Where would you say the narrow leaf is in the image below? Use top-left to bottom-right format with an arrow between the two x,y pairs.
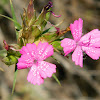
0,14 -> 21,30
10,0 -> 17,22
12,64 -> 18,94
52,74 -> 61,86
10,0 -> 21,40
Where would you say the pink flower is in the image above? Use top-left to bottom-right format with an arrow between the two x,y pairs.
17,42 -> 56,85
61,18 -> 100,67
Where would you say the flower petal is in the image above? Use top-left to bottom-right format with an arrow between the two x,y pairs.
26,43 -> 37,57
70,18 -> 83,41
38,61 -> 56,78
87,29 -> 100,39
27,65 -> 44,85
82,46 -> 100,60
61,38 -> 76,56
90,38 -> 100,47
37,42 -> 54,60
72,46 -> 83,67
79,29 -> 100,47
17,62 -> 32,69
89,29 -> 100,47
20,46 -> 29,55
20,43 -> 37,58
17,54 -> 33,69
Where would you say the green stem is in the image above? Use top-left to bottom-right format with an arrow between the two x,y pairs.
12,64 -> 18,95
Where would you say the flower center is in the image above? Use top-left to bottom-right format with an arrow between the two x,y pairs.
77,36 -> 91,47
77,41 -> 90,47
33,59 -> 38,64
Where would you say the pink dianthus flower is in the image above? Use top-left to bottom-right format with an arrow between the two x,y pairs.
61,18 -> 100,67
17,42 -> 56,85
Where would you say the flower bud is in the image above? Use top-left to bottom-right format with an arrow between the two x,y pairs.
19,2 -> 52,45
27,0 -> 34,19
2,55 -> 17,66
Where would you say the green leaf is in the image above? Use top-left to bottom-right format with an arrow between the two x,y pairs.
0,50 -> 7,57
12,65 -> 18,95
52,74 -> 61,86
10,0 -> 21,40
10,0 -> 17,23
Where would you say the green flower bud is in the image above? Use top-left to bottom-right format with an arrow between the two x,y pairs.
2,55 -> 17,66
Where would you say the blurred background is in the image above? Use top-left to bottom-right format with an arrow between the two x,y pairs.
0,0 -> 100,100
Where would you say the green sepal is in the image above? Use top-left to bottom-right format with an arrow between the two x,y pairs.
42,32 -> 57,42
40,11 -> 51,30
31,9 -> 51,38
51,41 -> 63,51
34,10 -> 50,28
7,50 -> 21,57
2,49 -> 21,66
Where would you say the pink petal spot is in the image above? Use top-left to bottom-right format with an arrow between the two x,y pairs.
72,46 -> 83,67
61,38 -> 76,56
70,18 -> 83,41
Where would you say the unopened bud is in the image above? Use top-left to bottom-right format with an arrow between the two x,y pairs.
27,0 -> 34,19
